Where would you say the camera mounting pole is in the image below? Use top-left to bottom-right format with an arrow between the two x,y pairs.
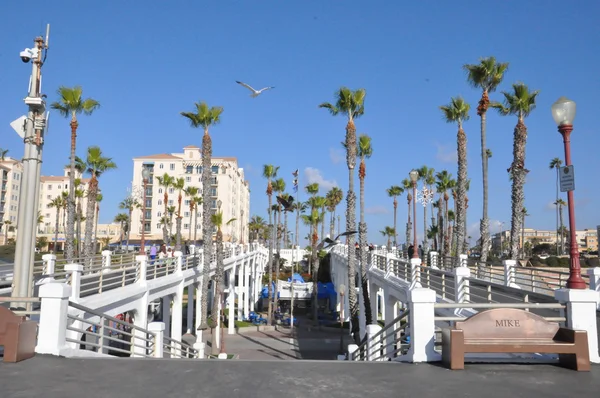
11,26 -> 50,309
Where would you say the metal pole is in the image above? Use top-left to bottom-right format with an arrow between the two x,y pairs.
558,125 -> 586,289
140,179 -> 148,254
412,182 -> 419,259
290,280 -> 295,334
12,35 -> 46,306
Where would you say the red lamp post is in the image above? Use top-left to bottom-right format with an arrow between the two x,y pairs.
409,170 -> 419,259
139,168 -> 151,255
551,97 -> 586,289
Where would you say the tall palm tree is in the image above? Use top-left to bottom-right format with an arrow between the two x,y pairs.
380,226 -> 395,250
156,173 -> 174,245
82,146 -> 116,260
72,158 -> 86,257
180,100 -> 223,331
293,201 -> 307,250
248,215 -> 267,242
304,183 -> 319,272
94,193 -> 103,253
435,170 -> 455,257
50,86 -> 100,262
319,86 -> 365,342
280,193 -> 293,248
325,187 -> 343,239
262,164 -> 279,325
209,210 -> 236,355
386,185 -> 403,248
49,196 -> 64,253
272,177 -> 286,311
357,133 -> 373,324
119,196 -> 140,251
301,207 -> 321,324
184,186 -> 200,241
114,213 -> 129,250
463,57 -> 509,266
401,178 -> 413,246
555,199 -> 566,255
167,205 -> 176,243
491,83 -> 539,260
440,96 -> 471,256
417,166 -> 435,251
172,177 -> 186,250
549,157 -> 563,255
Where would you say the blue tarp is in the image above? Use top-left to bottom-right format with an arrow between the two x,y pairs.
287,273 -> 305,283
261,282 -> 280,298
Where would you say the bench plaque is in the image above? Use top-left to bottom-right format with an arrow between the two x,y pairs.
441,308 -> 590,371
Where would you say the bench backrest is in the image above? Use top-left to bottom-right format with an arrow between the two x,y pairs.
0,306 -> 23,339
455,308 -> 559,340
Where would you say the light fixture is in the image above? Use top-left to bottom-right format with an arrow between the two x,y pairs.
551,97 -> 576,126
338,284 -> 346,295
217,199 -> 222,209
409,170 -> 419,183
141,168 -> 151,180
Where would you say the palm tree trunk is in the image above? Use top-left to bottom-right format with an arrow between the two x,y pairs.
274,209 -> 282,312
444,199 -> 450,256
358,166 -> 372,325
266,191 -> 274,326
188,205 -> 194,241
521,213 -> 526,258
455,128 -> 468,256
437,197 -> 443,256
344,118 -> 359,343
198,130 -> 213,331
559,206 -> 564,254
126,209 -> 132,251
479,97 -> 491,265
76,200 -> 82,257
53,209 -> 60,254
509,120 -> 527,260
194,207 -> 198,245
311,227 -> 319,325
329,211 -> 335,239
210,229 -> 224,355
83,177 -> 98,262
392,200 -> 398,247
176,195 -> 183,250
94,205 -> 100,254
284,211 -> 289,248
163,193 -> 169,245
65,120 -> 78,263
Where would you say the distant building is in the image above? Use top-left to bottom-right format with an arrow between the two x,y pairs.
491,227 -> 598,253
129,145 -> 250,245
0,157 -> 23,244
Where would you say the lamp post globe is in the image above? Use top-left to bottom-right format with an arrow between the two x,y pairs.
551,97 -> 585,289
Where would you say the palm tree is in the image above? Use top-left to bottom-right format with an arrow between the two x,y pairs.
184,186 -> 199,241
427,225 -> 439,251
167,205 -> 176,243
119,196 -> 140,251
380,226 -> 395,250
272,177 -> 286,311
181,101 -> 223,331
49,196 -> 64,254
555,198 -> 566,255
262,164 -> 279,325
209,209 -> 236,355
248,215 -> 267,242
319,86 -> 365,342
417,166 -> 435,251
156,174 -> 174,245
172,177 -> 186,250
3,220 -> 11,245
114,213 -> 129,250
491,83 -> 539,260
463,57 -> 509,266
293,201 -> 307,250
435,170 -> 455,257
440,96 -> 471,256
50,86 -> 100,262
386,185 -> 403,248
357,133 -> 373,324
401,178 -> 413,246
82,146 -> 117,260
301,208 -> 321,324
94,193 -> 103,253
549,157 -> 563,255
280,193 -> 293,248
325,187 -> 344,239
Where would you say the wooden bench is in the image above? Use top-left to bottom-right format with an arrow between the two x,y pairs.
0,306 -> 37,363
441,308 -> 590,371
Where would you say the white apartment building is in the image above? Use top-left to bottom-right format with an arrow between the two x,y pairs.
130,145 -> 250,244
0,157 -> 23,244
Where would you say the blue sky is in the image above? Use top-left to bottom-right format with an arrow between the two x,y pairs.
1,1 -> 599,247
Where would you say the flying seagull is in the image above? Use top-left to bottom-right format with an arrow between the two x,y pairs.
236,81 -> 275,98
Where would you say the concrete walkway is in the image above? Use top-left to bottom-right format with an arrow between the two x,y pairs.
0,356 -> 598,398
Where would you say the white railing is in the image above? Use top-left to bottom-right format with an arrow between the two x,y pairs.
349,309 -> 411,361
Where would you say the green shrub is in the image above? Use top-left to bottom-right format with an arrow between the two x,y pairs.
545,257 -> 559,267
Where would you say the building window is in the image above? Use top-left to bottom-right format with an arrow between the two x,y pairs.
170,163 -> 175,171
158,188 -> 162,194
211,176 -> 217,185
159,164 -> 164,169
48,185 -> 52,190
184,200 -> 190,206
211,199 -> 217,208
196,166 -> 202,174
168,200 -> 174,206
185,176 -> 191,182
211,166 -> 219,174
157,212 -> 162,217
46,195 -> 51,199
210,188 -> 217,197
184,224 -> 189,230
168,188 -> 174,194
186,166 -> 193,174
158,200 -> 162,205
58,185 -> 61,189
184,211 -> 190,217
145,199 -> 151,207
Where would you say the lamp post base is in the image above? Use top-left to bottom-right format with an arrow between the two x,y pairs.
566,252 -> 587,289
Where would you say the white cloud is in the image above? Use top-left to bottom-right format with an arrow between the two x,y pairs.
304,167 -> 338,191
365,205 -> 389,215
467,219 -> 505,242
434,142 -> 457,163
329,148 -> 344,164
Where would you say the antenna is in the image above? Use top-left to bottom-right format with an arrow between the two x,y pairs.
45,24 -> 50,48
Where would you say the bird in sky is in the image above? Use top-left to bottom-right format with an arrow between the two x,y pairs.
235,81 -> 275,98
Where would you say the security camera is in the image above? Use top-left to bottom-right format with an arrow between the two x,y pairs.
19,48 -> 37,63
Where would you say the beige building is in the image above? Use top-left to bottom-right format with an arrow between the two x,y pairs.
129,145 -> 250,244
492,227 -> 598,253
0,157 -> 23,244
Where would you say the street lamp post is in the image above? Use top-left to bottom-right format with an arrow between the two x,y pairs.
551,97 -> 586,289
409,170 -> 419,259
139,168 -> 151,255
338,283 -> 346,355
12,28 -> 50,307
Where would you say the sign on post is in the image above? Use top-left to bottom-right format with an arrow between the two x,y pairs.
559,165 -> 575,192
